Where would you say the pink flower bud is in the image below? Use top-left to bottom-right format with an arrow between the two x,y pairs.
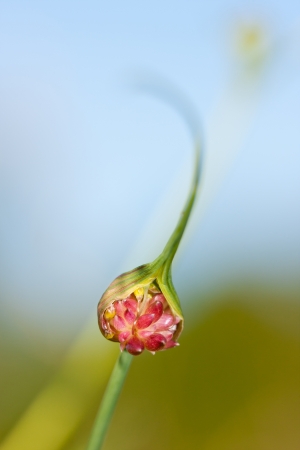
98,282 -> 181,356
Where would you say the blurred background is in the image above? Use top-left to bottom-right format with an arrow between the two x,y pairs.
0,1 -> 299,449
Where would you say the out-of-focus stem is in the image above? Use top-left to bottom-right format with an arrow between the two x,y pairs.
86,351 -> 133,450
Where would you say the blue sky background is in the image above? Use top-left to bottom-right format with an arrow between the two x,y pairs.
0,1 -> 299,341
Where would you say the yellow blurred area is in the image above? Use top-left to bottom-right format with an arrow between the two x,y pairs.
1,285 -> 299,449
230,19 -> 273,73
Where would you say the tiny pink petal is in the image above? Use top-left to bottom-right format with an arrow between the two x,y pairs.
156,330 -> 174,341
124,309 -> 136,325
144,301 -> 163,322
164,340 -> 179,349
112,315 -> 126,331
114,300 -> 126,315
145,333 -> 166,351
125,336 -> 144,355
152,293 -> 166,304
152,313 -> 175,330
136,313 -> 155,330
137,330 -> 153,340
119,331 -> 130,342
101,317 -> 108,330
124,298 -> 138,313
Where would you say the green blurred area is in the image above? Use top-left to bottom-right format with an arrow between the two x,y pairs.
1,284 -> 299,449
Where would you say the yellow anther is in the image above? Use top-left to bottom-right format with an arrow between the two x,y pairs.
104,308 -> 115,320
134,288 -> 144,299
105,332 -> 114,340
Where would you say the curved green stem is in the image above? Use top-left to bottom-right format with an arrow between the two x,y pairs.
86,351 -> 133,450
151,136 -> 201,322
161,139 -> 201,268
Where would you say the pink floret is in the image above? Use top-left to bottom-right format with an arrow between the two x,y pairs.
101,290 -> 181,355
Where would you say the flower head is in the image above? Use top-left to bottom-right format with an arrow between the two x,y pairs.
99,282 -> 182,355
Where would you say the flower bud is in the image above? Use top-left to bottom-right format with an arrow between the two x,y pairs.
98,264 -> 183,355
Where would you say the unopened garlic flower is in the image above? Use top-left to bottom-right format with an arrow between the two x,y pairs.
100,284 -> 180,355
98,101 -> 201,356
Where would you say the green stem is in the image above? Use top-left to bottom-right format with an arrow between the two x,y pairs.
151,137 -> 201,322
158,138 -> 201,271
86,351 -> 133,450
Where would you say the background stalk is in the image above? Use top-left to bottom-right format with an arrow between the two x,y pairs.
86,351 -> 133,450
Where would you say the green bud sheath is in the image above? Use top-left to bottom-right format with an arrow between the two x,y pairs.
98,106 -> 201,356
